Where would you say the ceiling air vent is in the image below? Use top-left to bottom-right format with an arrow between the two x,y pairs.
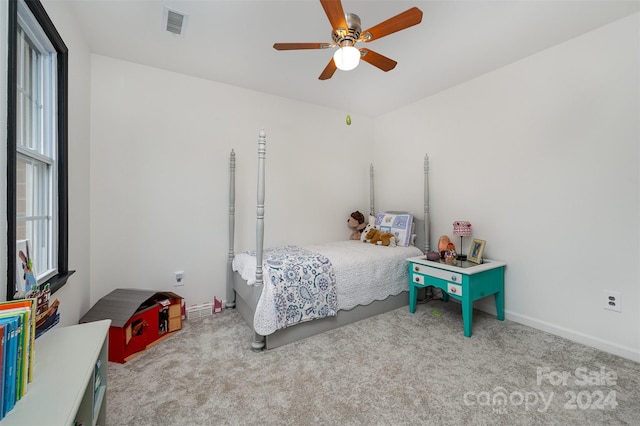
163,7 -> 189,35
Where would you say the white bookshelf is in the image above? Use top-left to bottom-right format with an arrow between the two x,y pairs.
1,319 -> 111,426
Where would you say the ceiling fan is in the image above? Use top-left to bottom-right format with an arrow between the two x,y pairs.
273,0 -> 423,80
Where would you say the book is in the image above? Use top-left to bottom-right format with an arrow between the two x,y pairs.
34,285 -> 51,328
0,323 -> 6,420
94,359 -> 102,409
0,301 -> 35,400
0,298 -> 37,384
0,305 -> 33,414
35,299 -> 59,339
19,307 -> 31,397
0,316 -> 19,416
0,311 -> 25,408
15,240 -> 37,295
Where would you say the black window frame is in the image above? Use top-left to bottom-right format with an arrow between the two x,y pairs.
6,0 -> 73,300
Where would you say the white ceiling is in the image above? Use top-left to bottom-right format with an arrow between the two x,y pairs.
68,0 -> 639,117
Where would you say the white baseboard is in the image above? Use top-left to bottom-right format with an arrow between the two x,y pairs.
505,310 -> 640,363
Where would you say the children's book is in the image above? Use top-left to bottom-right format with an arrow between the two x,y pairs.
0,323 -> 6,420
0,303 -> 33,400
35,298 -> 59,339
15,240 -> 37,294
0,306 -> 32,413
0,299 -> 36,385
33,284 -> 51,328
0,316 -> 18,416
0,311 -> 24,410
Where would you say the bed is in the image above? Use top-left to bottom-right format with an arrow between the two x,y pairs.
226,129 -> 431,351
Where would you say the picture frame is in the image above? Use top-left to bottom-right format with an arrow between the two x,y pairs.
16,239 -> 37,294
468,239 -> 486,264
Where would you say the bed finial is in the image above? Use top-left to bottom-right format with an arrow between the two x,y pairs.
369,163 -> 375,216
253,129 -> 267,351
227,149 -> 237,308
424,153 -> 430,253
256,130 -> 266,288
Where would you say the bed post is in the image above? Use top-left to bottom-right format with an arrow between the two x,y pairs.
424,154 -> 430,253
226,150 -> 236,308
252,129 -> 267,352
369,164 -> 375,215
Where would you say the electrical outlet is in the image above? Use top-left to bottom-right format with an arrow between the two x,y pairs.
603,290 -> 621,313
174,271 -> 184,287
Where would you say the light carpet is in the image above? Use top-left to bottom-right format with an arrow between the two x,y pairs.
107,300 -> 639,425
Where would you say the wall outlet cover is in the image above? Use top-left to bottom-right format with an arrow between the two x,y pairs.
603,290 -> 621,313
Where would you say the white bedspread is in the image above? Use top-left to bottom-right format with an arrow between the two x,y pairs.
232,240 -> 423,335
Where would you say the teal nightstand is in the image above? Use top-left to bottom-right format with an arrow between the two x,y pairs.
408,256 -> 506,337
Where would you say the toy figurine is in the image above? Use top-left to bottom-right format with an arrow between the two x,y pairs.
445,242 -> 458,265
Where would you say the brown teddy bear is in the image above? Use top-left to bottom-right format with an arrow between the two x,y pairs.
347,211 -> 367,240
363,228 -> 396,247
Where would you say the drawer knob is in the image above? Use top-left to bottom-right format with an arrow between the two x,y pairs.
451,276 -> 457,282
415,277 -> 421,282
451,287 -> 457,293
415,266 -> 420,272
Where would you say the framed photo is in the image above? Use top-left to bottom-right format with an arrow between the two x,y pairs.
468,239 -> 486,264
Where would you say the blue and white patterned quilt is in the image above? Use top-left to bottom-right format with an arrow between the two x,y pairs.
232,241 -> 423,336
249,246 -> 337,334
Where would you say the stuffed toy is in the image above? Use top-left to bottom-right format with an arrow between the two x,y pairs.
347,211 -> 367,240
360,214 -> 377,242
379,232 -> 397,247
363,228 -> 379,243
363,228 -> 397,247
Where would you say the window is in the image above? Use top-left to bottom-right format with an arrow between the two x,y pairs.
7,0 -> 71,299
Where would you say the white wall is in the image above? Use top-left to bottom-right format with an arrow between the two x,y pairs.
6,2 -> 636,363
89,55 -> 374,307
0,0 -> 7,302
374,14 -> 639,361
40,0 -> 93,326
0,1 -> 92,322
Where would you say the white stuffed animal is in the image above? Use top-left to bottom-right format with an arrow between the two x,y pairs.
360,215 -> 377,243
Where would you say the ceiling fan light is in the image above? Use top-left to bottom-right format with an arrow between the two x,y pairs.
333,46 -> 360,71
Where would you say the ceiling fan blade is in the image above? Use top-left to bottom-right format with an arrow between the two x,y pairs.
273,42 -> 331,50
319,58 -> 337,80
361,7 -> 423,41
359,49 -> 397,72
320,0 -> 347,30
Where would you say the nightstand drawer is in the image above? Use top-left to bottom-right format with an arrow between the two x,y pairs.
448,282 -> 463,296
412,274 -> 426,285
412,264 -> 462,283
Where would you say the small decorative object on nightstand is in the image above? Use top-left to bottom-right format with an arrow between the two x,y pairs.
444,242 -> 457,265
438,235 -> 451,259
453,221 -> 472,261
426,251 -> 440,261
468,239 -> 486,264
